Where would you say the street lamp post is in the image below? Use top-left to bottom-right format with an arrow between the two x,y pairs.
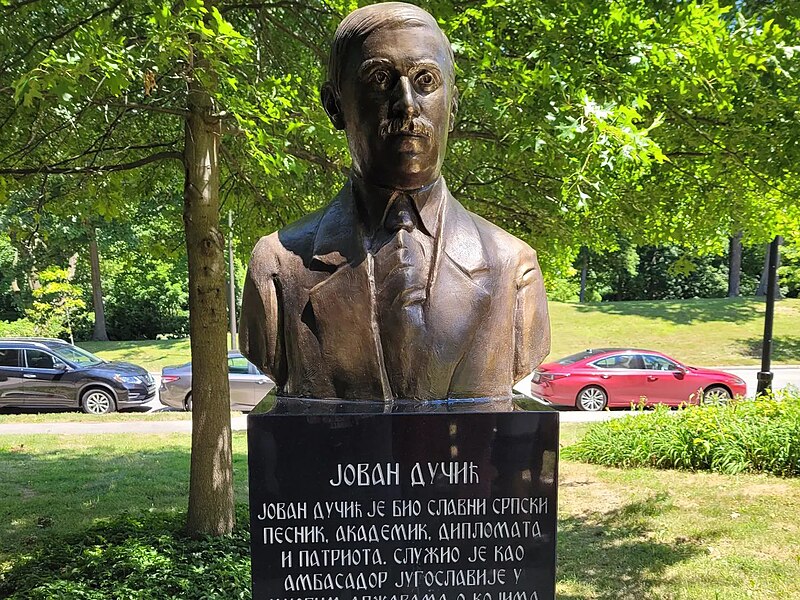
756,236 -> 780,396
228,210 -> 238,350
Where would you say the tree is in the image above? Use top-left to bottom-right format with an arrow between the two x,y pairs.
27,265 -> 87,342
88,227 -> 109,341
0,0 -> 257,536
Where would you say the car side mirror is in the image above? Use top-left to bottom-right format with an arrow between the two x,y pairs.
55,362 -> 69,372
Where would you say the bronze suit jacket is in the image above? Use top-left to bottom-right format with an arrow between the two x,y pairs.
239,178 -> 550,400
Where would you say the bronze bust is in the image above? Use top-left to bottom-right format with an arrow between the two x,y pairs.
240,2 -> 550,401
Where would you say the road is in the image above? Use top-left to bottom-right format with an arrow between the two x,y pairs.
0,366 -> 797,435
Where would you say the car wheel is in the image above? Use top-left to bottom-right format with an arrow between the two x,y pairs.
185,393 -> 193,412
81,388 -> 116,415
703,385 -> 731,404
577,386 -> 608,411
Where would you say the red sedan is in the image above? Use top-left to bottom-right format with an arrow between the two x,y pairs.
530,348 -> 747,411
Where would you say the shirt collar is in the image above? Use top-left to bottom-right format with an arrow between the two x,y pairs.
351,174 -> 445,238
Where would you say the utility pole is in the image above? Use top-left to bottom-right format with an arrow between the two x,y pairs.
756,236 -> 780,396
228,210 -> 238,350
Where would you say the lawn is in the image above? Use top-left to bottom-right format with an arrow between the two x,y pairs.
0,410 -> 247,425
79,337 -> 192,371
550,296 -> 800,366
77,297 -> 800,371
1,425 -> 799,599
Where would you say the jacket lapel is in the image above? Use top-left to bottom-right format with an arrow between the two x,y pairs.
416,188 -> 492,397
308,183 -> 390,399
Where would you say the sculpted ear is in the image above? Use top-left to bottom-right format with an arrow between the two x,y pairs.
449,86 -> 459,132
321,83 -> 345,130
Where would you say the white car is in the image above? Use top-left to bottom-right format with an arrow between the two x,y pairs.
159,351 -> 274,411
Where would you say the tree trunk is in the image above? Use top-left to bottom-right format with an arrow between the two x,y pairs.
756,236 -> 783,298
727,231 -> 742,298
579,246 -> 588,303
89,230 -> 109,341
184,40 -> 234,538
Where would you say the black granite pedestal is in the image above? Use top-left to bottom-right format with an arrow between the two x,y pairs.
247,395 -> 559,600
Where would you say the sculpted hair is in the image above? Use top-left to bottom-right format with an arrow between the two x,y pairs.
326,2 -> 456,94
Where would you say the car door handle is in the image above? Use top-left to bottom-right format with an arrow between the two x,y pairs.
23,374 -> 37,379
600,375 -> 610,379
256,379 -> 271,385
647,375 -> 658,381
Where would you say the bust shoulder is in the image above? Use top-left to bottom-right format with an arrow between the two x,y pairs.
467,209 -> 540,267
248,204 -> 328,275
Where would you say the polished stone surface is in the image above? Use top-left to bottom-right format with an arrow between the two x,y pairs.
248,405 -> 558,599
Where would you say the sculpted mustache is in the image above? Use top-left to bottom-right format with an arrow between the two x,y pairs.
379,117 -> 433,139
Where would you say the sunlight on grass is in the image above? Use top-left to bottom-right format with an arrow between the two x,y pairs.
549,297 -> 800,366
72,298 -> 800,371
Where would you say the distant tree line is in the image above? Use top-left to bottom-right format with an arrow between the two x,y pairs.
559,239 -> 800,303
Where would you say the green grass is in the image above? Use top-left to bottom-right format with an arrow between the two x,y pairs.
0,411 -> 244,424
78,338 -> 192,371
1,426 -> 799,598
75,298 -> 800,371
549,296 -> 800,366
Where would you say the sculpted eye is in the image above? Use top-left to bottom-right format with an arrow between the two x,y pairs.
414,70 -> 439,90
371,70 -> 391,87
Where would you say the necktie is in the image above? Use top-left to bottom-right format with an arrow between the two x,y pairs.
383,193 -> 416,233
372,193 -> 432,398
374,193 -> 429,309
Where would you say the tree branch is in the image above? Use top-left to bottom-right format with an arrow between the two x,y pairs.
450,127 -> 499,142
286,146 -> 347,175
663,103 -> 788,198
0,151 -> 184,175
48,140 -> 181,170
2,0 -> 41,11
91,99 -> 189,117
3,0 -> 123,72
258,9 -> 327,63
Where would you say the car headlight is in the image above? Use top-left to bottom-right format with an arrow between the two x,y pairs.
114,374 -> 143,385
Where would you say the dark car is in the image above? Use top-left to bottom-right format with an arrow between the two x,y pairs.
0,337 -> 155,414
160,351 -> 274,412
530,348 -> 747,411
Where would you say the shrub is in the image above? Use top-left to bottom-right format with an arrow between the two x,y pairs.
0,317 -> 39,337
563,391 -> 800,476
0,507 -> 252,599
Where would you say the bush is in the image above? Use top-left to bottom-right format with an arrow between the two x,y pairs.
0,317 -> 38,337
563,391 -> 800,476
100,259 -> 190,340
0,507 -> 251,599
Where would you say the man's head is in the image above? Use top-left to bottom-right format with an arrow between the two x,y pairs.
321,2 -> 458,190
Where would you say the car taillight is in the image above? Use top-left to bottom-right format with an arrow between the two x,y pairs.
161,375 -> 181,383
540,372 -> 570,382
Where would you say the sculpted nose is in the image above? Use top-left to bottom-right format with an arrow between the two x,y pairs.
392,77 -> 419,118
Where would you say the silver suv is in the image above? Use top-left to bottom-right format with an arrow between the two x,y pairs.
0,338 -> 155,414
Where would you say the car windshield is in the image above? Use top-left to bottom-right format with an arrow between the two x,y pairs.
47,344 -> 104,367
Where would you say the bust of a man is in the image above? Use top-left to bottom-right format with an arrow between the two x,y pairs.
240,2 -> 550,401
